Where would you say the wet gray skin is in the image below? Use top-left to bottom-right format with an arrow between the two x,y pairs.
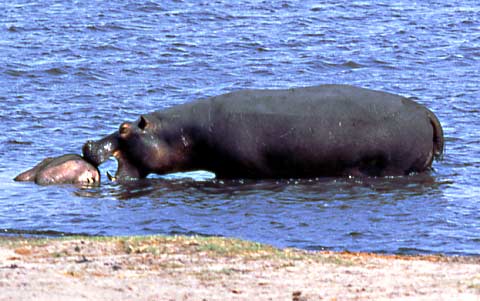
82,85 -> 444,181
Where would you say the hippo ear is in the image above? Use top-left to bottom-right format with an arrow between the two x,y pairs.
138,115 -> 160,131
138,115 -> 149,130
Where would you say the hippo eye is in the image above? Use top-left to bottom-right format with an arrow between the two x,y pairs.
138,116 -> 148,130
119,123 -> 130,135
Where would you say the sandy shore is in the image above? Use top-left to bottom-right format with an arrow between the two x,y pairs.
0,235 -> 479,300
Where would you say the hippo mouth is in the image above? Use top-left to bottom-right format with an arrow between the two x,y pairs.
107,150 -> 143,181
82,133 -> 142,181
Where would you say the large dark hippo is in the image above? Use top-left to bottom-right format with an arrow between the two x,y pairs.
83,85 -> 444,180
14,154 -> 100,185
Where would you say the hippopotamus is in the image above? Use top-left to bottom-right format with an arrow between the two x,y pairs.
14,154 -> 100,185
83,85 -> 444,180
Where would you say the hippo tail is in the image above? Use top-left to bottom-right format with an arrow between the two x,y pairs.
427,110 -> 444,160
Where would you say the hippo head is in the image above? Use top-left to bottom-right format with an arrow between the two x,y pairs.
83,115 -> 192,181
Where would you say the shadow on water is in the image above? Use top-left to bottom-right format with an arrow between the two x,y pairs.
75,172 -> 446,205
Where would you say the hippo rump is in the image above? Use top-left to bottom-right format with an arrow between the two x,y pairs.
82,84 -> 444,180
14,154 -> 100,185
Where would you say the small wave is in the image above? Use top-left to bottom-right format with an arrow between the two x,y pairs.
340,60 -> 365,69
251,69 -> 275,76
348,231 -> 363,237
397,247 -> 433,255
167,46 -> 188,53
45,67 -> 67,75
303,33 -> 326,37
256,47 -> 270,52
310,6 -> 324,12
4,69 -> 28,77
372,59 -> 397,70
7,140 -> 33,145
92,44 -> 124,51
146,88 -> 162,94
126,1 -> 164,13
170,42 -> 199,51
86,25 -> 101,31
6,24 -> 21,32
461,19 -> 474,25
168,229 -> 217,238
1,228 -> 91,237
73,70 -> 107,81
324,60 -> 366,69
304,244 -> 333,251
86,23 -> 129,32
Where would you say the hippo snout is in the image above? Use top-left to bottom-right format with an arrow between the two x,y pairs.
82,132 -> 120,167
82,140 -> 101,166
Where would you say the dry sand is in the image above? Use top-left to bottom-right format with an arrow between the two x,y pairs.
0,235 -> 479,300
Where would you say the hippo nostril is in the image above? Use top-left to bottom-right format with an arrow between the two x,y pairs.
82,142 -> 93,153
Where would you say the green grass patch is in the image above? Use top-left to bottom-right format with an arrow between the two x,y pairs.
0,234 -> 353,265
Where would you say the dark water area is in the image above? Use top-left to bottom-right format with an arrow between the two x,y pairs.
1,1 -> 479,255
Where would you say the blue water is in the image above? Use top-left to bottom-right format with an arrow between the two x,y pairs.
1,0 -> 479,255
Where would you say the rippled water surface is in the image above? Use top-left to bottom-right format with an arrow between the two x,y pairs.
1,0 -> 479,255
